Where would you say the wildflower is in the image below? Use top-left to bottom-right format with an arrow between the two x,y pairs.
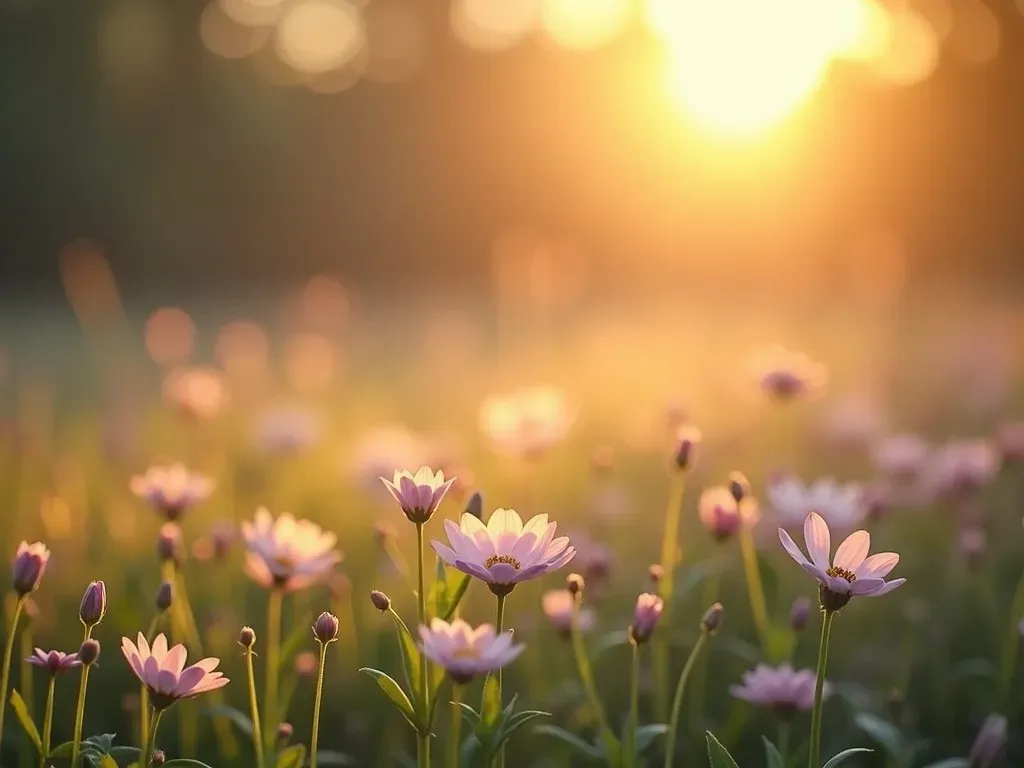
478,386 -> 573,459
380,467 -> 455,524
151,751 -> 166,766
542,590 -> 595,635
701,603 -> 724,634
871,434 -> 930,478
778,512 -> 905,612
673,426 -> 701,471
313,612 -> 340,644
12,541 -> 50,596
78,639 -> 101,666
79,581 -> 107,628
370,590 -> 391,612
418,618 -> 524,684
968,714 -> 1007,768
163,366 -> 228,420
131,464 -> 214,521
242,508 -> 342,592
699,486 -> 760,542
26,649 -> 82,676
431,508 -> 575,596
767,476 -> 865,531
628,593 -> 664,645
789,597 -> 811,632
254,406 -> 321,455
921,439 -> 1000,498
120,633 -> 228,710
238,627 -> 256,649
753,345 -> 827,400
730,664 -> 830,716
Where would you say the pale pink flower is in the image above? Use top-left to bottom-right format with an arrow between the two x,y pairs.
431,508 -> 575,596
922,439 -> 1000,497
419,618 -> 524,683
752,345 -> 827,400
870,434 -> 930,478
994,421 -> 1024,463
242,508 -> 342,592
26,649 -> 81,676
380,467 -> 455,524
767,475 -> 865,531
699,486 -> 760,541
254,407 -> 321,455
120,633 -> 228,710
12,541 -> 50,596
815,392 -> 886,449
163,367 -> 228,420
542,589 -> 595,635
130,464 -> 214,521
629,593 -> 663,644
778,512 -> 905,612
731,664 -> 830,714
478,387 -> 573,459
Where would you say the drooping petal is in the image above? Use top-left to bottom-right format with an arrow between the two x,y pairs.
848,577 -> 885,595
855,552 -> 899,580
861,578 -> 905,597
804,513 -> 831,571
778,528 -> 810,567
799,562 -> 829,586
833,530 -> 870,572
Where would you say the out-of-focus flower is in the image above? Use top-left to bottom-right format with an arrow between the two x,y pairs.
588,485 -> 632,521
130,464 -> 214,522
418,618 -> 524,684
921,439 -> 1000,498
157,523 -> 183,563
348,424 -> 437,497
26,648 -> 81,675
568,532 -> 613,587
871,434 -> 930,478
673,426 -> 701,471
542,589 -> 595,635
699,486 -> 760,542
277,723 -> 294,745
730,664 -> 829,715
778,512 -> 905,612
431,509 -> 575,596
815,391 -> 887,449
994,420 -> 1024,463
752,345 -> 827,400
958,526 -> 986,565
767,476 -> 865,531
12,541 -> 50,596
294,651 -> 319,677
968,714 -> 1007,768
163,367 -> 229,420
789,597 -> 811,631
628,593 -> 663,644
192,520 -> 235,562
79,581 -> 107,628
121,633 -> 228,710
478,386 -> 573,459
648,564 -> 664,585
242,508 -> 342,592
380,467 -> 455,524
254,407 -> 322,455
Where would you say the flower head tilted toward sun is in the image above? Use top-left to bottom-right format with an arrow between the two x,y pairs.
431,508 -> 575,596
380,467 -> 455,524
120,633 -> 228,710
242,508 -> 342,592
418,618 -> 524,684
767,475 -> 865,532
26,649 -> 81,676
730,664 -> 830,717
753,344 -> 827,401
130,464 -> 214,522
778,512 -> 904,612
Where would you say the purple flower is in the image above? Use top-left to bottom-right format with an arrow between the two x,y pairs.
921,439 -> 1000,498
26,649 -> 82,676
628,593 -> 664,644
752,345 -> 827,401
731,664 -> 829,715
121,633 -> 228,710
131,464 -> 214,521
79,580 -> 107,628
380,467 -> 455,524
12,541 -> 50,596
699,486 -> 759,542
418,618 -> 524,684
242,508 -> 342,592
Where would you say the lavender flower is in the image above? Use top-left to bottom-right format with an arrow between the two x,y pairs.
628,593 -> 664,645
121,633 -> 228,710
242,508 -> 342,592
418,618 -> 524,684
767,475 -> 865,531
731,664 -> 830,716
380,467 -> 455,524
26,649 -> 82,676
131,464 -> 213,521
12,541 -> 50,596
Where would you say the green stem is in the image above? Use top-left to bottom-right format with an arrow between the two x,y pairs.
417,731 -> 431,768
144,708 -> 164,766
998,565 -> 1024,707
808,611 -> 834,768
689,573 -> 720,732
570,595 -> 617,762
738,526 -> 771,655
664,632 -> 708,768
264,588 -> 283,753
493,594 -> 506,768
311,642 -> 328,768
654,473 -> 686,721
627,643 -> 640,768
778,721 -> 790,767
140,609 -> 165,751
40,675 -> 55,768
447,686 -> 462,768
71,626 -> 94,768
19,624 -> 34,768
245,646 -> 266,768
0,595 -> 27,755
415,523 -> 430,768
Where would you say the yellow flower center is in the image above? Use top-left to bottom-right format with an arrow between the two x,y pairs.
826,566 -> 856,583
484,554 -> 521,571
451,647 -> 481,660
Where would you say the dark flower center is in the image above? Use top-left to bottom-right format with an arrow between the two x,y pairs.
826,566 -> 856,583
484,554 -> 521,571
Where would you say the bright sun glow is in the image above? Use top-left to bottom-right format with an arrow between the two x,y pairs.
648,0 -> 873,137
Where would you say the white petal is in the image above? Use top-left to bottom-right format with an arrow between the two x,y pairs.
833,530 -> 870,571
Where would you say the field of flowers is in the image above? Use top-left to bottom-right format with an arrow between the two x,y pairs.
0,286 -> 1020,768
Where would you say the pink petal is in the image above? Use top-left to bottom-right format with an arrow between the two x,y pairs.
431,540 -> 460,566
155,668 -> 178,695
804,513 -> 831,571
862,578 -> 905,597
193,657 -> 221,673
826,575 -> 851,594
143,656 -> 161,687
849,577 -> 885,595
800,562 -> 828,586
833,530 -> 870,571
165,646 -> 188,676
778,528 -> 810,567
173,666 -> 207,696
856,552 -> 899,580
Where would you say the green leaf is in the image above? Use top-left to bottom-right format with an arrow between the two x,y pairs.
359,667 -> 419,729
504,710 -> 550,734
534,724 -> 603,760
387,611 -> 423,711
84,733 -> 117,751
481,675 -> 502,728
275,744 -> 308,768
314,749 -> 358,765
457,701 -> 482,725
439,576 -> 471,622
109,746 -> 143,761
706,731 -> 740,768
634,724 -> 668,755
920,760 -> 970,768
206,704 -> 255,737
762,736 -> 785,768
9,689 -> 41,755
96,757 -> 118,768
821,748 -> 873,768
854,713 -> 902,758
278,612 -> 315,671
48,742 -> 76,758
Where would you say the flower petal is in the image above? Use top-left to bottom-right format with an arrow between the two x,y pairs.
848,577 -> 885,595
778,528 -> 810,567
833,530 -> 870,571
804,513 -> 831,571
800,562 -> 829,586
856,552 -> 899,580
862,578 -> 905,597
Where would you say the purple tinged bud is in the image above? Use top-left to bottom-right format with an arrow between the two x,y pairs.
648,564 -> 664,585
701,603 -> 724,635
156,581 -> 173,613
11,542 -> 50,596
313,611 -> 340,644
465,491 -> 484,520
238,626 -> 256,649
674,426 -> 701,471
969,715 -> 1007,768
728,472 -> 750,504
151,749 -> 166,765
628,593 -> 664,645
789,597 -> 811,632
566,573 -> 585,596
79,581 -> 107,628
78,639 -> 101,666
370,590 -> 391,612
277,722 -> 294,744
156,523 -> 182,563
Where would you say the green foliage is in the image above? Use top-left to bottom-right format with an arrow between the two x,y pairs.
821,748 -> 873,768
762,736 -> 785,768
275,744 -> 308,768
706,731 -> 740,768
360,666 -> 419,730
9,689 -> 41,755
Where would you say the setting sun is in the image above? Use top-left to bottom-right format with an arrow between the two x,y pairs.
648,0 -> 872,136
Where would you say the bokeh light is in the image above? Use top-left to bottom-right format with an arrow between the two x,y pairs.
200,2 -> 271,59
867,9 -> 940,86
216,321 -> 269,379
539,0 -> 631,51
145,308 -> 196,367
275,0 -> 365,75
450,0 -> 540,52
284,333 -> 337,394
362,0 -> 427,83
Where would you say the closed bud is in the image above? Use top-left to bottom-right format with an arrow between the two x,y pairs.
277,722 -> 294,745
370,590 -> 391,612
628,593 -> 664,645
11,542 -> 50,596
79,580 -> 107,628
674,427 -> 702,471
151,750 -> 166,766
156,523 -> 182,563
701,602 -> 724,635
647,564 -> 664,585
78,639 -> 101,666
465,491 -> 484,520
789,597 -> 811,632
728,472 -> 750,504
156,581 -> 173,613
313,611 -> 340,644
566,573 -> 585,596
238,626 -> 256,649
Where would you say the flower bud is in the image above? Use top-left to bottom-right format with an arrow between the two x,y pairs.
277,722 -> 294,745
566,573 -> 585,596
156,523 -> 182,563
465,491 -> 484,520
789,597 -> 811,632
313,611 -> 340,644
151,750 -> 166,766
156,581 -> 173,613
728,472 -> 750,504
628,593 -> 664,645
78,639 -> 101,666
238,626 -> 256,649
370,590 -> 391,612
11,542 -> 50,596
701,603 -> 724,635
79,581 -> 107,628
647,564 -> 664,585
674,427 -> 701,471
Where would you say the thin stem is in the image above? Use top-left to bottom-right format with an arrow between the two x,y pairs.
264,588 -> 283,753
664,632 -> 709,768
417,731 -> 431,768
689,573 -> 720,732
19,624 -> 34,768
778,721 -> 790,767
245,646 -> 266,768
71,626 -> 93,768
654,474 -> 686,721
493,594 -> 506,768
570,596 -> 617,761
40,675 -> 55,768
0,595 -> 27,755
415,523 -> 430,768
808,611 -> 834,768
311,642 -> 328,768
627,643 -> 640,768
144,708 -> 165,767
447,686 -> 462,768
738,526 -> 771,655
